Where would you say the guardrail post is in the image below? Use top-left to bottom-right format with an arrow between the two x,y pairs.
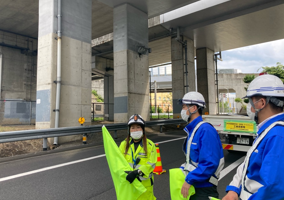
81,124 -> 87,144
114,130 -> 117,139
43,138 -> 47,151
82,134 -> 87,144
160,125 -> 163,133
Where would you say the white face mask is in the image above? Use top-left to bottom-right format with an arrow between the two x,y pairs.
181,106 -> 195,122
247,103 -> 255,120
130,131 -> 143,140
181,109 -> 189,122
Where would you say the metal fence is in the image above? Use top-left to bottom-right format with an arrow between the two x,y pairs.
91,102 -> 104,119
150,105 -> 173,119
91,102 -> 114,121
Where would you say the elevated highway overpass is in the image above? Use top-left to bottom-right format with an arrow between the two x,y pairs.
0,0 -> 283,144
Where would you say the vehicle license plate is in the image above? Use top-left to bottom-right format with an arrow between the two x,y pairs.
237,137 -> 249,145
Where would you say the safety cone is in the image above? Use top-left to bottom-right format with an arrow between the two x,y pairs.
153,143 -> 166,175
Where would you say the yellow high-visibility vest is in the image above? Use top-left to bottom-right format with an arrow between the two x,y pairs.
170,168 -> 195,200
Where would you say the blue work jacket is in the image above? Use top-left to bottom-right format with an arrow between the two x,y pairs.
182,116 -> 224,188
226,113 -> 284,200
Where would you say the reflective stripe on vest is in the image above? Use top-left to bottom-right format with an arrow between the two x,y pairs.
240,121 -> 284,200
183,121 -> 224,186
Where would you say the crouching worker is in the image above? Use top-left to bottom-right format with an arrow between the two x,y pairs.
119,114 -> 157,200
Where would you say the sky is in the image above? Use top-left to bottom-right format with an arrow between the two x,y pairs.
217,39 -> 284,73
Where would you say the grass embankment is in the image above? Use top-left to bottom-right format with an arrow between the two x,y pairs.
151,115 -> 173,119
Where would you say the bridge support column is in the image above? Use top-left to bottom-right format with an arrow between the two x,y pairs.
171,37 -> 195,119
113,4 -> 149,122
196,48 -> 217,115
104,75 -> 114,121
36,0 -> 92,143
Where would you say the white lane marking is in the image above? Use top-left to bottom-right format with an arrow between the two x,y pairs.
219,156 -> 245,181
0,136 -> 245,183
0,154 -> 105,182
0,137 -> 186,182
157,137 -> 186,144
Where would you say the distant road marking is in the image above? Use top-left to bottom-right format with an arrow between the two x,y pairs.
219,156 -> 245,181
157,137 -> 186,144
0,137 -> 186,182
0,154 -> 106,182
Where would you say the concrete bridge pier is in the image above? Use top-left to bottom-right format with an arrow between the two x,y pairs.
104,75 -> 114,121
113,4 -> 150,122
171,37 -> 195,118
36,0 -> 92,143
196,48 -> 217,115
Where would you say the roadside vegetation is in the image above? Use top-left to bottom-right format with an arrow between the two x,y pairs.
236,62 -> 284,106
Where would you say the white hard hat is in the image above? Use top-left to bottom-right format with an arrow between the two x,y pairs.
179,91 -> 206,108
245,74 -> 284,98
128,114 -> 145,127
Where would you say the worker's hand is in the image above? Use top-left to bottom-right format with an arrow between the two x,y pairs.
222,191 -> 238,200
181,181 -> 191,198
126,170 -> 139,184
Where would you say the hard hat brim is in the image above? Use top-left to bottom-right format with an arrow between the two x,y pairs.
243,93 -> 284,99
178,98 -> 206,108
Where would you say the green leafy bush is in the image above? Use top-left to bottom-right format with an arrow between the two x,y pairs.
92,90 -> 104,102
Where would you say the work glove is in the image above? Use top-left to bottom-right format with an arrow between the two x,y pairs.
125,170 -> 139,184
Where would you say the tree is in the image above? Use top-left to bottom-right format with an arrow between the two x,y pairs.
219,101 -> 230,113
259,62 -> 284,83
150,106 -> 163,113
238,62 -> 284,107
243,75 -> 255,84
243,74 -> 255,92
235,97 -> 246,109
92,90 -> 104,102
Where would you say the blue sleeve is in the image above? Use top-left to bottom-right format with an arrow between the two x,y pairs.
225,162 -> 244,196
226,185 -> 241,195
185,126 -> 223,185
249,135 -> 284,200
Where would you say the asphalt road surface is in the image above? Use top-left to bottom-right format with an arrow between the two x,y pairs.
0,130 -> 246,200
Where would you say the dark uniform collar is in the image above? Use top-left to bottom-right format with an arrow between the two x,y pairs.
130,138 -> 143,147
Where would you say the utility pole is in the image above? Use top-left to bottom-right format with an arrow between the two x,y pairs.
154,81 -> 157,113
149,70 -> 152,117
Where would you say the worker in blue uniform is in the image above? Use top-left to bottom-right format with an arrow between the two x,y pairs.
222,74 -> 284,200
179,91 -> 224,200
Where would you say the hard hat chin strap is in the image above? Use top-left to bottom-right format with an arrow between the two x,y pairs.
249,97 -> 271,124
186,105 -> 200,123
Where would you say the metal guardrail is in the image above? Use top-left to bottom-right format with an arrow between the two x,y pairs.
0,119 -> 185,147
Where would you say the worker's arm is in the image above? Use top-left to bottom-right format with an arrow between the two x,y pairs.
225,162 -> 244,196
